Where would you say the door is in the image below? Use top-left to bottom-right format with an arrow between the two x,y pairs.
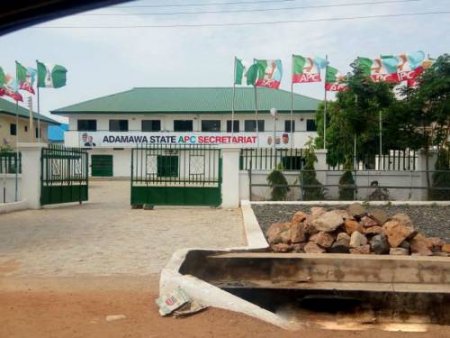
91,155 -> 113,177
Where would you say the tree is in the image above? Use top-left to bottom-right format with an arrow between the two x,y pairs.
267,165 -> 289,201
300,138 -> 326,200
316,61 -> 396,168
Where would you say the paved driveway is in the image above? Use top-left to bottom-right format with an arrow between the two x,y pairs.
0,180 -> 245,277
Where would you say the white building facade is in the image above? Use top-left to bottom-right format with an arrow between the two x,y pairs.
53,87 -> 321,177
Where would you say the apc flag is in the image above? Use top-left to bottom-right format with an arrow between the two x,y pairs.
292,55 -> 327,83
325,66 -> 347,92
357,57 -> 398,83
0,67 -> 5,96
395,51 -> 426,84
37,62 -> 67,88
248,59 -> 283,89
2,73 -> 23,102
16,61 -> 37,94
234,58 -> 246,85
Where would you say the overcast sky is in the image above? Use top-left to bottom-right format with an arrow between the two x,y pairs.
0,0 -> 449,123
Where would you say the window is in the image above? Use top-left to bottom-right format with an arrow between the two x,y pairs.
77,119 -> 97,131
142,120 -> 161,132
174,120 -> 193,132
306,119 -> 317,131
244,120 -> 264,132
35,128 -> 39,138
10,123 -> 16,136
285,120 -> 295,132
201,120 -> 221,132
157,156 -> 179,177
281,156 -> 304,170
24,126 -> 28,132
226,120 -> 239,132
109,119 -> 128,131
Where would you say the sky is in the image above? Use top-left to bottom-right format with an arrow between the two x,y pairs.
0,0 -> 449,124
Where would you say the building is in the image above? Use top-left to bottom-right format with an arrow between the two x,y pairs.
52,87 -> 322,177
0,97 -> 60,148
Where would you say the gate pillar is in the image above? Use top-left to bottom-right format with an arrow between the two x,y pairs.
18,142 -> 46,209
222,147 -> 241,208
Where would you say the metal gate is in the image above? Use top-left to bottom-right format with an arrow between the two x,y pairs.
41,145 -> 88,205
131,144 -> 222,206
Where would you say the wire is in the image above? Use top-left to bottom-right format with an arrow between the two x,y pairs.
85,0 -> 421,16
34,11 -> 450,29
116,0 -> 295,8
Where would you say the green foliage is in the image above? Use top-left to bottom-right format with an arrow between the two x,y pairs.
339,170 -> 356,200
0,143 -> 13,153
267,166 -> 289,201
300,138 -> 326,200
429,147 -> 450,200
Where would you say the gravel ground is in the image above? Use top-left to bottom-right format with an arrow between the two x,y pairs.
252,204 -> 450,243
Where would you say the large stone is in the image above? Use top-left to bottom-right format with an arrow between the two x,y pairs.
361,216 -> 379,228
290,222 -> 307,243
410,234 -> 433,256
311,211 -> 344,232
442,244 -> 450,253
310,207 -> 327,219
391,213 -> 413,227
291,243 -> 306,253
291,211 -> 308,225
370,234 -> 390,255
328,233 -> 351,253
390,247 -> 409,256
271,243 -> 292,253
333,209 -> 352,220
363,225 -> 384,236
344,219 -> 364,235
383,220 -> 417,248
368,209 -> 388,225
310,231 -> 335,248
428,237 -> 445,251
266,222 -> 291,245
348,203 -> 366,219
304,218 -> 319,236
304,241 -> 326,254
350,244 -> 371,254
350,231 -> 368,248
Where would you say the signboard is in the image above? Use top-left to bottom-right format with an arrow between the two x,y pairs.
75,132 -> 294,148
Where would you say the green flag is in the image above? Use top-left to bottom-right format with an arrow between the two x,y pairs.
245,62 -> 265,86
37,61 -> 67,88
234,58 -> 245,85
0,67 -> 5,87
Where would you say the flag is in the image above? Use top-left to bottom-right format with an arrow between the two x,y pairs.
2,73 -> 23,102
37,62 -> 67,88
248,59 -> 283,89
325,66 -> 348,92
357,57 -> 398,83
292,55 -> 327,83
234,58 -> 246,85
0,67 -> 5,96
395,51 -> 426,84
16,61 -> 37,94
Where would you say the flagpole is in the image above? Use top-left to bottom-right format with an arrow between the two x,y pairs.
232,57 -> 236,135
323,54 -> 328,150
14,62 -> 19,202
290,54 -> 294,148
36,60 -> 41,142
28,97 -> 34,142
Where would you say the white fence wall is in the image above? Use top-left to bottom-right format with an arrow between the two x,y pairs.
0,175 -> 22,203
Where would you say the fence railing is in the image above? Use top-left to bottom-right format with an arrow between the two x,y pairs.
248,169 -> 450,201
328,150 -> 418,171
240,148 -> 306,171
0,152 -> 22,174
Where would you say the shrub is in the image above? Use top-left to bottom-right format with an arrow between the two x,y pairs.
267,166 -> 289,201
300,138 -> 326,200
339,170 -> 356,200
429,148 -> 450,200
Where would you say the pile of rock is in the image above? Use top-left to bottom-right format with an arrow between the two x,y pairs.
266,203 -> 450,256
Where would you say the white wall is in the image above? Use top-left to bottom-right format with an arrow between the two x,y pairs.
0,175 -> 22,203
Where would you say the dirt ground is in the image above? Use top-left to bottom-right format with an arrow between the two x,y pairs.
1,181 -> 449,337
2,276 -> 450,338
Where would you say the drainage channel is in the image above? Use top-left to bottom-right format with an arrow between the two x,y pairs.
179,250 -> 450,331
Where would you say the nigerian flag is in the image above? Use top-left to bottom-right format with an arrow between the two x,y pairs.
37,62 -> 67,88
234,58 -> 246,85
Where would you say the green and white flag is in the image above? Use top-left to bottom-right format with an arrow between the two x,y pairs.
234,58 -> 246,85
37,62 -> 67,88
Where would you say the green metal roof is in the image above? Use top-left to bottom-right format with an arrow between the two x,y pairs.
52,87 -> 322,115
0,97 -> 60,125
